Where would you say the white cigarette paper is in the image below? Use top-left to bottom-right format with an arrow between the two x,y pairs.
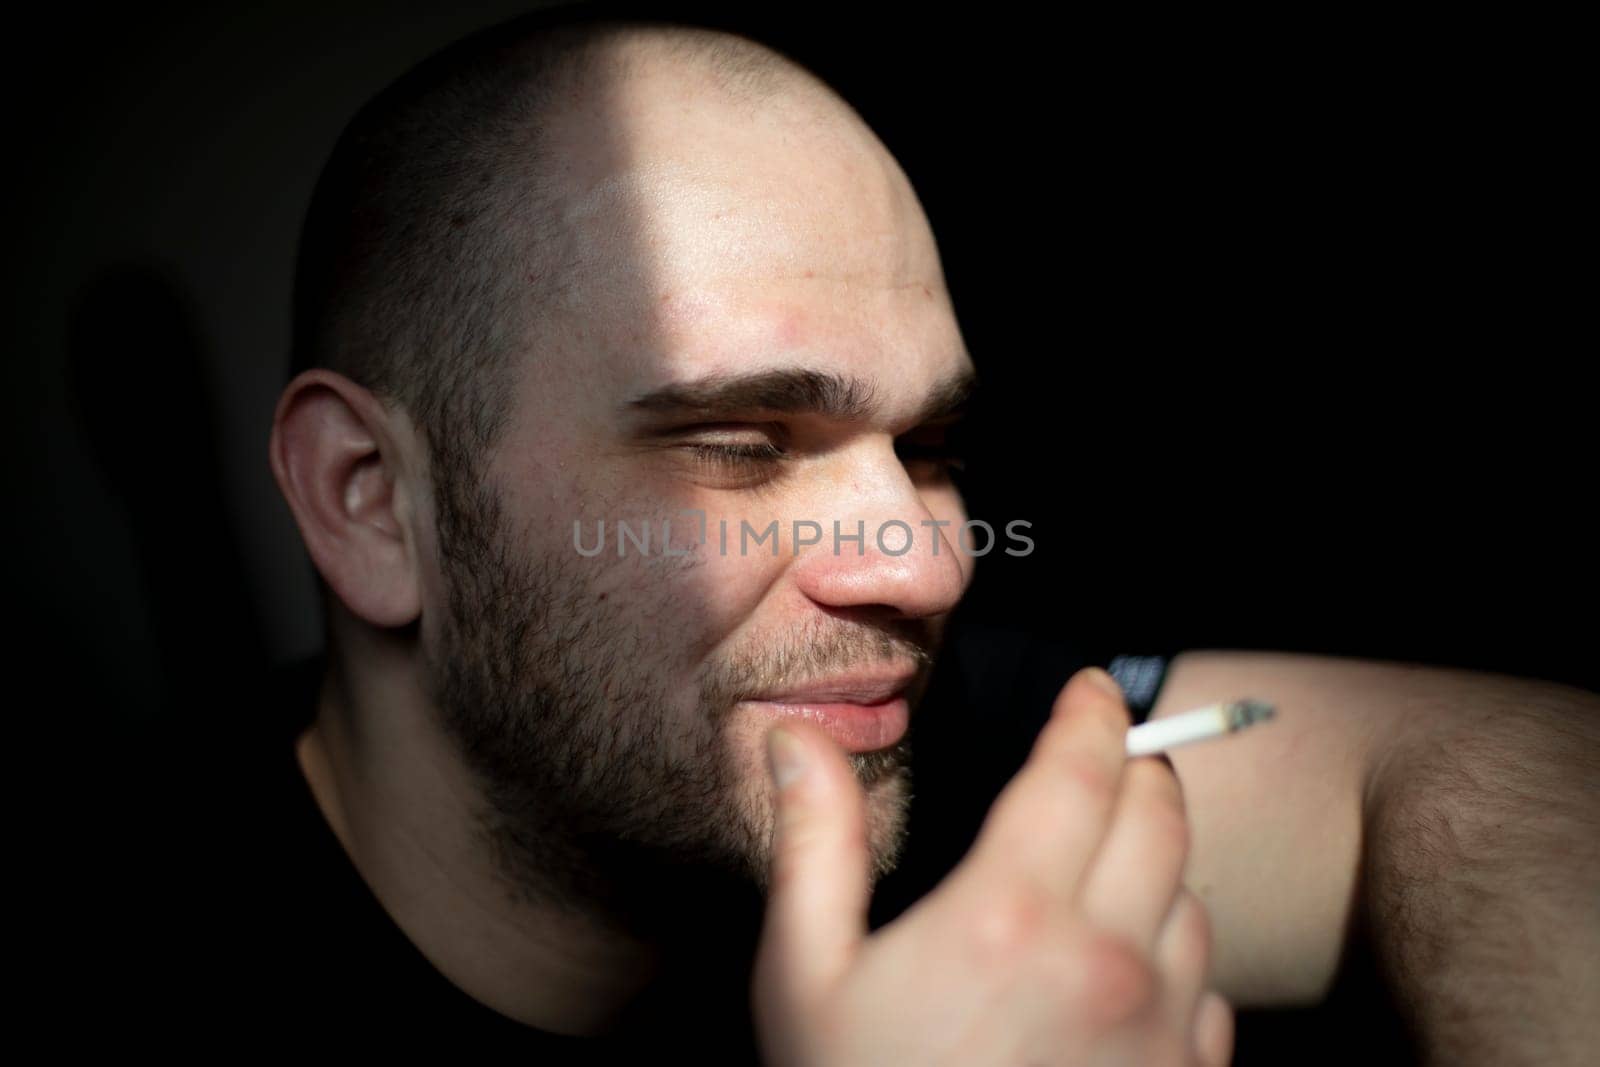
1125,699 -> 1276,758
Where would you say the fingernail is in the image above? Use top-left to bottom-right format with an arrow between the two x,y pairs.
1082,666 -> 1124,700
767,727 -> 807,789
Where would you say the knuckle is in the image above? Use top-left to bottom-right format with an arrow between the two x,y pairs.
1077,931 -> 1158,1028
1053,751 -> 1120,808
969,880 -> 1057,967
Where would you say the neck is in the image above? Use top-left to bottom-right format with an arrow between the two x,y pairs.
294,627 -> 679,1036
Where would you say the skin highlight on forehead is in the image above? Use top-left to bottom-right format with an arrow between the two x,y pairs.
489,42 -> 971,507
541,37 -> 946,299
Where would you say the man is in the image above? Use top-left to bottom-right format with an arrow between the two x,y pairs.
263,6 -> 1597,1063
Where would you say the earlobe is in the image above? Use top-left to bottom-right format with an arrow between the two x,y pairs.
268,370 -> 423,629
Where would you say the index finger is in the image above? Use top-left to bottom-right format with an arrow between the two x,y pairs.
958,666 -> 1134,900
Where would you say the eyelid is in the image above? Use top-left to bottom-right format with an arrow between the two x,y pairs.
687,441 -> 784,461
664,420 -> 968,484
678,440 -> 786,489
670,420 -> 788,445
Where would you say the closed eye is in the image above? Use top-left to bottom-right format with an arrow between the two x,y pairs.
685,440 -> 786,470
666,420 -> 969,489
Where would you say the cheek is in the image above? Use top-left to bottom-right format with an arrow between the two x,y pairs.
565,506 -> 786,680
662,515 -> 786,643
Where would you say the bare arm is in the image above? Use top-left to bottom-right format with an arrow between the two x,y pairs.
1150,650 -> 1600,1063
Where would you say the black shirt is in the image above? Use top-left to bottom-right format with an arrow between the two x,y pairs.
106,619 -> 1172,1058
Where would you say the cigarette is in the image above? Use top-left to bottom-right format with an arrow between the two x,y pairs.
1125,699 -> 1276,758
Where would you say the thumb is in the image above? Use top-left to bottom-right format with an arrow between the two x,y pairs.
753,720 -> 872,1009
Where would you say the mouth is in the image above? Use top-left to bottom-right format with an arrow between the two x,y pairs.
742,664 -> 919,753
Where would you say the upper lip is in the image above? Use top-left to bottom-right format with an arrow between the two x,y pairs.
749,663 -> 920,705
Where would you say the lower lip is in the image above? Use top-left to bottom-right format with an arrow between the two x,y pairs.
742,696 -> 910,753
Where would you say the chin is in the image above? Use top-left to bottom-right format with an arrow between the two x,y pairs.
723,707 -> 915,871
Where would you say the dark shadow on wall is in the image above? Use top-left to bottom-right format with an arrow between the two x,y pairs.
65,261 -> 271,728
62,261 -> 277,980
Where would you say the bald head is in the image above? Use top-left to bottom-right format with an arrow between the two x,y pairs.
290,11 -> 879,496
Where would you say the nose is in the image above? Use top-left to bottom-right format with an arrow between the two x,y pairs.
786,455 -> 971,621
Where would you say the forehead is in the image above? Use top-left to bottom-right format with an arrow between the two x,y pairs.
529,55 -> 970,426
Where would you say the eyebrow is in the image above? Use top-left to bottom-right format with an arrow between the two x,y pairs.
625,366 -> 977,427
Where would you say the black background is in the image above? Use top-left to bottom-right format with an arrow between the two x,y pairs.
14,1 -> 1590,1060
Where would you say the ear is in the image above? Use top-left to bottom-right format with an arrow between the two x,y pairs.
268,370 -> 423,628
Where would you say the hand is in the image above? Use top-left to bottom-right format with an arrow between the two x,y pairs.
752,665 -> 1235,1066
